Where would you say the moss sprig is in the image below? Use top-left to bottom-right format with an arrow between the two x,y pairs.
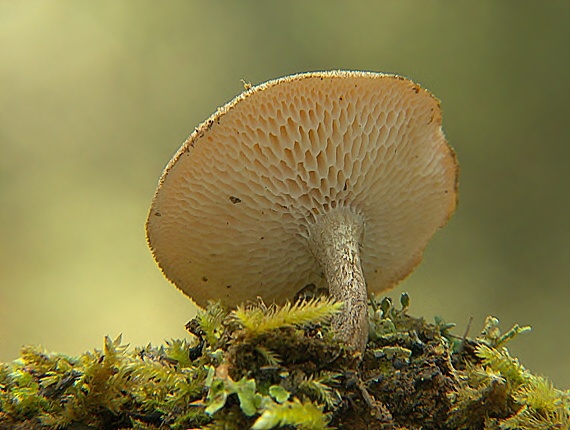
298,372 -> 342,409
231,297 -> 342,336
252,398 -> 330,430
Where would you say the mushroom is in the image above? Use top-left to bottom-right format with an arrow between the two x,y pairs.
146,70 -> 458,352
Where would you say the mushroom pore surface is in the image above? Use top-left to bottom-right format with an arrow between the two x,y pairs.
146,71 -> 457,309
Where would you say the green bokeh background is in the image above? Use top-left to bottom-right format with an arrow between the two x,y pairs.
1,1 -> 568,388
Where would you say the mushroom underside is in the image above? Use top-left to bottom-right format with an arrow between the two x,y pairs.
146,71 -> 458,353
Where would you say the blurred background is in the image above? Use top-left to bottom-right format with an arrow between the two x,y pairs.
1,1 -> 569,388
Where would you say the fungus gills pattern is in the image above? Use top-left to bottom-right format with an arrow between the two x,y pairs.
147,72 -> 456,313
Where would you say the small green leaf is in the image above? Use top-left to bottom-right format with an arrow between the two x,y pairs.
204,390 -> 227,415
164,339 -> 194,368
252,398 -> 329,430
269,385 -> 290,403
234,377 -> 259,416
205,379 -> 228,415
204,365 -> 215,388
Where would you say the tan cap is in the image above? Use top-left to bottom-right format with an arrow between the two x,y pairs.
146,71 -> 458,308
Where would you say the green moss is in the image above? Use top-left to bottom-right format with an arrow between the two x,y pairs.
448,343 -> 569,429
232,298 -> 342,336
1,295 -> 568,429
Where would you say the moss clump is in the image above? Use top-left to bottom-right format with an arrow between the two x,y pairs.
1,295 -> 568,429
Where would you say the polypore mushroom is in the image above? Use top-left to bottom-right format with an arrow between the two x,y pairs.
146,70 -> 458,352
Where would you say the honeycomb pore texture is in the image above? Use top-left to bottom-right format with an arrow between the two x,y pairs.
146,71 -> 457,307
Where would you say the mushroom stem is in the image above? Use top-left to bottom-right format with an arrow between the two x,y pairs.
307,209 -> 368,352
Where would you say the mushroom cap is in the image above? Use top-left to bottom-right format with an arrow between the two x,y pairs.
146,71 -> 458,307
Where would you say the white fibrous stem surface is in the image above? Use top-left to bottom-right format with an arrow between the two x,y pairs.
307,208 -> 368,352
